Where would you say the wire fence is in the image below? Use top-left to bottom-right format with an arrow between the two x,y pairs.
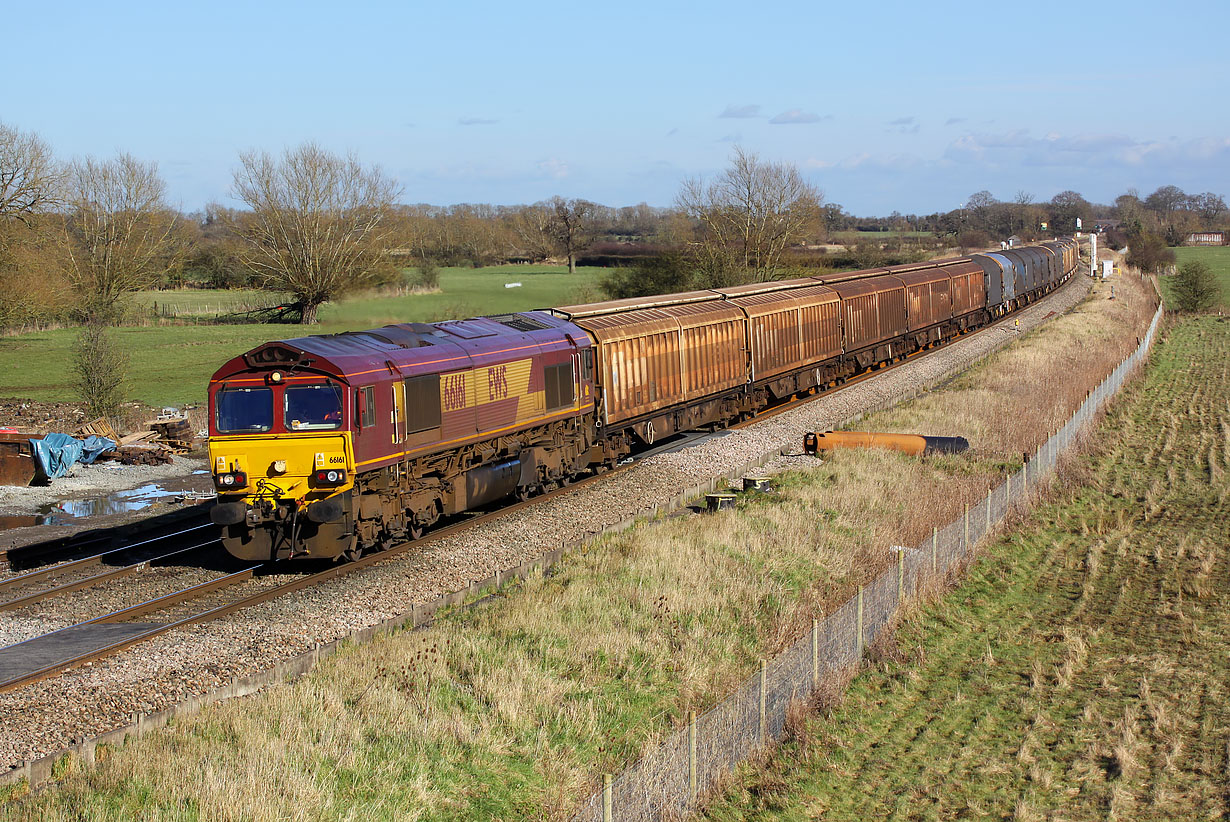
571,303 -> 1164,822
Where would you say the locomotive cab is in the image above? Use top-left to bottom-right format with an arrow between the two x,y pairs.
208,350 -> 359,561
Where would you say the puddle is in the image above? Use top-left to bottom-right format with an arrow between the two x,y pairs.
35,484 -> 182,523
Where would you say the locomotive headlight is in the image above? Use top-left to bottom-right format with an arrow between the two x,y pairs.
270,371 -> 284,384
272,459 -> 287,474
314,469 -> 347,487
214,471 -> 248,490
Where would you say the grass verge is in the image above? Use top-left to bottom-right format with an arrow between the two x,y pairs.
700,313 -> 1229,820
0,275 -> 1156,820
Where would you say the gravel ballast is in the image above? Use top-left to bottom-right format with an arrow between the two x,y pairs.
0,279 -> 1095,771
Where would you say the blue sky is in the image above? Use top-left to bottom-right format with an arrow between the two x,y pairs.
5,0 -> 1227,215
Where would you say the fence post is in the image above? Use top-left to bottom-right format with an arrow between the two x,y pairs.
688,711 -> 697,803
963,503 -> 969,549
986,487 -> 992,531
603,774 -> 612,822
856,586 -> 865,658
931,527 -> 938,574
811,619 -> 819,690
897,550 -> 904,605
758,660 -> 767,744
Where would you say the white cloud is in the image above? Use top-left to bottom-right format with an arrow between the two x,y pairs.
536,157 -> 569,179
719,104 -> 761,119
769,109 -> 830,125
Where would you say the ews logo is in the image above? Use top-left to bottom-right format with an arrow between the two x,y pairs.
442,373 -> 467,411
487,365 -> 509,401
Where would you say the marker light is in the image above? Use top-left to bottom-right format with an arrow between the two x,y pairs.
314,469 -> 347,487
215,471 -> 248,489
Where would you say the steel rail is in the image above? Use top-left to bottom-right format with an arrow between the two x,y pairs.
0,540 -> 222,612
0,524 -> 216,595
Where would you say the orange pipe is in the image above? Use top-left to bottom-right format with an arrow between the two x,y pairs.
805,431 -> 928,456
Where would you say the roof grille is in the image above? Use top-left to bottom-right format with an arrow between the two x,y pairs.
487,313 -> 551,332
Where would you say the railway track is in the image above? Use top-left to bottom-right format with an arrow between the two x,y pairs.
0,276 -> 1082,695
0,524 -> 221,613
0,503 -> 213,574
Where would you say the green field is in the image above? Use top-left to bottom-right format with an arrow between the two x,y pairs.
702,315 -> 1230,820
0,265 -> 602,407
1164,246 -> 1230,309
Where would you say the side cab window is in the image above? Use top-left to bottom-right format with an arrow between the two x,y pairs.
357,385 -> 376,428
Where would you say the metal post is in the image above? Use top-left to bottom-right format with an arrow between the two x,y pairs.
688,711 -> 697,803
897,549 -> 904,605
856,586 -> 865,658
811,619 -> 819,690
603,774 -> 612,822
758,660 -> 767,744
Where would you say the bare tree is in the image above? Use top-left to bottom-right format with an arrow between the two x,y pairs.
965,190 -> 996,231
1190,192 -> 1226,225
63,153 -> 181,322
1143,185 -> 1188,220
546,197 -> 595,273
506,203 -> 557,262
677,146 -> 822,280
230,143 -> 401,324
0,122 -> 61,226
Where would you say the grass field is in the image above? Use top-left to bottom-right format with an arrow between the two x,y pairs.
1168,246 -> 1230,309
0,265 -> 602,407
0,277 -> 1157,820
701,314 -> 1229,820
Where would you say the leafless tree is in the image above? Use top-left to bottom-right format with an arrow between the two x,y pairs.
1190,192 -> 1226,225
1143,185 -> 1188,220
0,122 -> 61,227
547,197 -> 595,273
230,143 -> 401,324
677,146 -> 822,280
507,202 -> 556,262
62,153 -> 181,323
965,190 -> 996,230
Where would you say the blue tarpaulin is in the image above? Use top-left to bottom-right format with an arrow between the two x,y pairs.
30,433 -> 117,481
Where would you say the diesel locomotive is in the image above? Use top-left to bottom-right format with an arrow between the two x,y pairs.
208,238 -> 1079,561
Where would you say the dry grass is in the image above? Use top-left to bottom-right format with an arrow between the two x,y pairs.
1,275 -> 1158,820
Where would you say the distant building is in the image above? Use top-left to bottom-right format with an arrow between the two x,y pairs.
1186,231 -> 1226,246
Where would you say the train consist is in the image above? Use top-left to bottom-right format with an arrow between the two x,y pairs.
208,239 -> 1079,561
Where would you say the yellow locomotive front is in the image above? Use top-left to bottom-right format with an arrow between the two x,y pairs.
208,349 -> 358,561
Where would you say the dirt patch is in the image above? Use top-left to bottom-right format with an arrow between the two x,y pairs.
0,398 -> 89,435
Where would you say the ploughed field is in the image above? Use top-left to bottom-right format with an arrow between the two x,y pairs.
701,314 -> 1230,821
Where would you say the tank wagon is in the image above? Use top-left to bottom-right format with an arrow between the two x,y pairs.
209,238 -> 1078,561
